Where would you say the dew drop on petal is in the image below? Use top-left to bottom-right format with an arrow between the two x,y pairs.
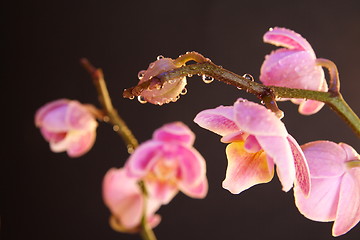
180,88 -> 187,95
202,75 -> 214,83
168,79 -> 176,84
129,96 -> 135,100
157,55 -> 164,60
137,96 -> 147,104
138,71 -> 145,80
242,74 -> 254,81
269,27 -> 274,31
237,86 -> 242,90
187,74 -> 193,77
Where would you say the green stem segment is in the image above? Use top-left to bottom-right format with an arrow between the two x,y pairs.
124,61 -> 359,137
81,58 -> 157,240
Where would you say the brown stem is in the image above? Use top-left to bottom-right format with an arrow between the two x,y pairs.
81,58 -> 156,240
124,60 -> 359,136
81,58 -> 138,153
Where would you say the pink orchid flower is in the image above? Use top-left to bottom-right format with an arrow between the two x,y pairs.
125,122 -> 208,204
194,98 -> 310,195
103,168 -> 161,232
294,141 -> 360,236
260,27 -> 328,115
35,99 -> 98,157
136,57 -> 187,105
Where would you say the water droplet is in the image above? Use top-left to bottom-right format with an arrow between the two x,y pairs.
277,110 -> 284,119
202,75 -> 214,84
242,74 -> 254,81
103,116 -> 110,122
113,125 -> 119,131
269,27 -> 274,31
127,145 -> 135,154
157,55 -> 164,60
129,96 -> 135,100
168,79 -> 176,84
237,86 -> 242,90
180,88 -> 187,95
137,96 -> 147,104
138,71 -> 145,80
260,100 -> 265,105
187,74 -> 193,77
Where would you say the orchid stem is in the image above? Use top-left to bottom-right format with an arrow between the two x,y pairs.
123,60 -> 360,137
81,58 -> 157,240
81,58 -> 139,153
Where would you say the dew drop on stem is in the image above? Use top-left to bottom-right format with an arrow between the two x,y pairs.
242,73 -> 254,81
202,75 -> 214,84
157,55 -> 164,60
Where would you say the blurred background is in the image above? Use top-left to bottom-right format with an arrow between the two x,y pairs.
2,0 -> 360,239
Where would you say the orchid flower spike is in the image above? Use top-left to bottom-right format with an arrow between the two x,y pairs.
103,168 -> 161,232
194,98 -> 310,195
135,56 -> 187,105
294,141 -> 360,237
125,122 -> 208,204
35,99 -> 98,157
260,27 -> 328,115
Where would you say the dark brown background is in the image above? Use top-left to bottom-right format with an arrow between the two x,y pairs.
2,0 -> 360,239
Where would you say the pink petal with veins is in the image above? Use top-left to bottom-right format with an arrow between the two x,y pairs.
256,135 -> 295,192
301,141 -> 346,178
333,168 -> 360,236
126,141 -> 163,177
234,99 -> 288,137
153,121 -> 195,146
194,106 -> 239,136
294,177 -> 341,221
263,27 -> 315,54
287,135 -> 311,196
222,142 -> 274,194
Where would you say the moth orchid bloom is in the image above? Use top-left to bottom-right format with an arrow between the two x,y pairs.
294,141 -> 360,237
260,27 -> 328,115
35,99 -> 98,157
102,168 -> 161,232
194,98 -> 310,195
136,57 -> 187,105
125,122 -> 208,204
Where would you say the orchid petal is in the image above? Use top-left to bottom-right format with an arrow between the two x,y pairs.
294,177 -> 341,222
263,27 -> 315,55
153,121 -> 195,146
66,101 -> 97,130
146,181 -> 178,205
333,168 -> 360,236
222,142 -> 274,194
67,130 -> 97,158
126,141 -> 164,177
339,143 -> 360,161
256,136 -> 295,192
301,141 -> 346,178
103,168 -> 145,229
35,99 -> 70,127
287,135 -> 311,196
298,99 -> 325,115
177,145 -> 206,188
260,50 -> 324,89
234,99 -> 288,137
180,177 -> 208,199
194,106 -> 239,136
